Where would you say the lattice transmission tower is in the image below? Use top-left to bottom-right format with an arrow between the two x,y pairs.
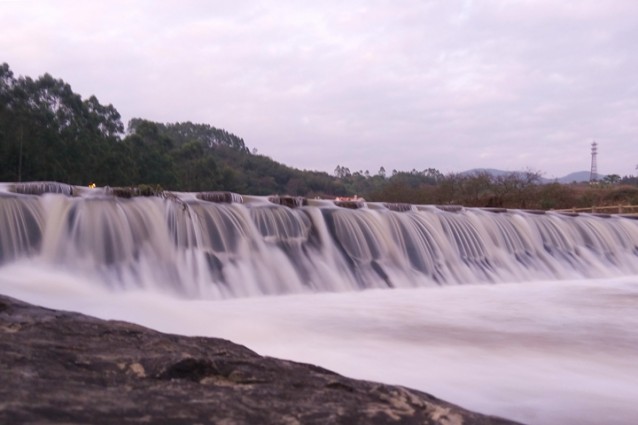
589,141 -> 598,183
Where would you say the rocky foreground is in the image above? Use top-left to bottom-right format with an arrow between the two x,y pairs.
0,295 -> 523,424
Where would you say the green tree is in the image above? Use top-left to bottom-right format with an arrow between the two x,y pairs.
603,174 -> 621,185
0,63 -> 125,185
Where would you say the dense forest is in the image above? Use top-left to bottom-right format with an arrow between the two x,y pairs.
1,63 -> 637,209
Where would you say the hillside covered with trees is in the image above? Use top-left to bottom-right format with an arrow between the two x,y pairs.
1,63 -> 637,210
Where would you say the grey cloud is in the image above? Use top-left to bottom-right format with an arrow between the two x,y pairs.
1,0 -> 636,176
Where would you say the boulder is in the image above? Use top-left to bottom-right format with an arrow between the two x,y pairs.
0,295 -> 523,424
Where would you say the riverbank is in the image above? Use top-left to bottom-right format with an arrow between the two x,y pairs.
0,294 -> 521,425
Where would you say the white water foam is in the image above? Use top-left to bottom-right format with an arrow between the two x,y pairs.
1,263 -> 637,425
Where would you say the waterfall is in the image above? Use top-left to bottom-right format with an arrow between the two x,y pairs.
3,182 -> 638,425
1,182 -> 638,298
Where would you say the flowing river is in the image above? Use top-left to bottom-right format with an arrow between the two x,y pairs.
1,182 -> 637,424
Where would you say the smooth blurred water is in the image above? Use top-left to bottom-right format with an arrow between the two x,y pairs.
3,188 -> 638,298
1,264 -> 636,425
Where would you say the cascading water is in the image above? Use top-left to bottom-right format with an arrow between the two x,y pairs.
2,182 -> 638,425
1,182 -> 637,296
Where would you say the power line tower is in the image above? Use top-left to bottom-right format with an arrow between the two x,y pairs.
589,141 -> 598,183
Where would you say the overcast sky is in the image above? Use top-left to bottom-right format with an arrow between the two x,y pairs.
2,0 -> 637,178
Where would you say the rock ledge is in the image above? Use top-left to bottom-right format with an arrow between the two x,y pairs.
0,295 -> 523,424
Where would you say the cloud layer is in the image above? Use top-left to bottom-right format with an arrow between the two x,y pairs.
2,0 -> 637,177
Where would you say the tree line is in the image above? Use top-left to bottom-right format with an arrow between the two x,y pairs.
0,63 -> 341,195
1,62 -> 637,209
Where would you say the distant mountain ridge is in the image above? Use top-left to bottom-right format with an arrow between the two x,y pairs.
460,168 -> 602,184
555,171 -> 602,183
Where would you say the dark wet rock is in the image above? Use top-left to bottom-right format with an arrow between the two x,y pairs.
197,191 -> 243,203
105,184 -> 164,198
0,294 -> 523,425
269,195 -> 308,208
335,200 -> 365,209
11,181 -> 74,196
482,208 -> 508,214
384,203 -> 413,212
436,205 -> 464,213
